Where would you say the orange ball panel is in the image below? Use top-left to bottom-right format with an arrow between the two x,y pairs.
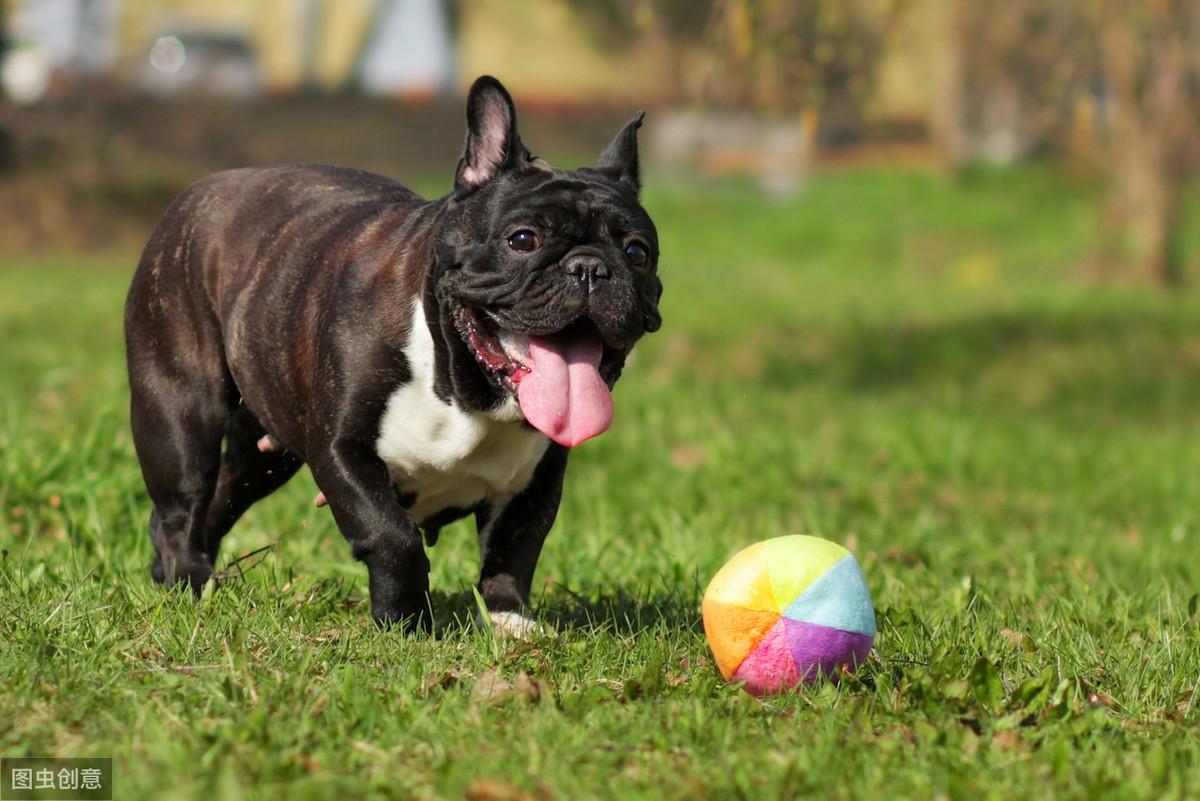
700,599 -> 780,679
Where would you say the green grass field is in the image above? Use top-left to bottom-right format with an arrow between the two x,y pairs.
2,167 -> 1199,800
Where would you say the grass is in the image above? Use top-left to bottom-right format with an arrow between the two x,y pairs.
2,166 -> 1199,800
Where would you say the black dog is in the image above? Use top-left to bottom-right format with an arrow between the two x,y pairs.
124,76 -> 662,633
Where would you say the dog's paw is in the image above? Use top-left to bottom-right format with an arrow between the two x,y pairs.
150,551 -> 214,596
482,610 -> 557,640
372,604 -> 432,635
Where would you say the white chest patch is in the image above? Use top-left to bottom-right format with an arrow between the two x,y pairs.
375,300 -> 549,524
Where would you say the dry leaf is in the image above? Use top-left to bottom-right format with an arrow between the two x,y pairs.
470,668 -> 513,704
421,670 -> 461,694
470,669 -> 547,705
999,628 -> 1027,648
465,778 -> 540,801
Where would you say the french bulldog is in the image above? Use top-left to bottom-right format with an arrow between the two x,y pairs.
124,76 -> 662,633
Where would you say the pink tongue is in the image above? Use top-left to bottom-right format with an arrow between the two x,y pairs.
516,332 -> 613,447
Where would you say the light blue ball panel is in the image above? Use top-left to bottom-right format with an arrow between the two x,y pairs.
780,555 -> 876,636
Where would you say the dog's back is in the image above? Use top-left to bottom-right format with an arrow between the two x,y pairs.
127,164 -> 431,449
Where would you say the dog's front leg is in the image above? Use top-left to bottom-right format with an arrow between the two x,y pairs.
476,444 -> 569,633
309,439 -> 430,631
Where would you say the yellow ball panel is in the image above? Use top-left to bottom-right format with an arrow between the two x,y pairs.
702,541 -> 778,613
762,535 -> 849,611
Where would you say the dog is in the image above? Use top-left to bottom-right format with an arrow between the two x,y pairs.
124,76 -> 663,633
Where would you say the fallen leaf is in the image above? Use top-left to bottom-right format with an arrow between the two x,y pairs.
421,670 -> 461,694
670,444 -> 706,470
471,668 -> 549,705
991,730 -> 1021,751
466,778 -> 539,801
512,671 -> 549,704
470,668 -> 513,704
999,628 -> 1027,648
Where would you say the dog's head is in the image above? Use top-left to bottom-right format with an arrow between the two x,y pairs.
432,76 -> 662,447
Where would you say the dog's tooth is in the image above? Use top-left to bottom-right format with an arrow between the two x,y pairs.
498,331 -> 530,361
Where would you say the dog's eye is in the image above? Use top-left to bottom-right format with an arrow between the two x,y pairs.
624,241 -> 650,267
507,229 -> 541,253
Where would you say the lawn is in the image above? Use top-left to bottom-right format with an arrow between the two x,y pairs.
2,167 -> 1199,800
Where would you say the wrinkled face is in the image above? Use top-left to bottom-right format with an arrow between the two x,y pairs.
432,77 -> 662,446
437,168 -> 661,385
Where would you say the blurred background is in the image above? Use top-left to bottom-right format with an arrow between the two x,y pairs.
0,0 -> 1197,285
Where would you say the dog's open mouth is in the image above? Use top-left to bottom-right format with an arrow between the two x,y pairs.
456,307 -> 613,447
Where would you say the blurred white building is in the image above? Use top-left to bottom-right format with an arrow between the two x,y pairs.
2,0 -> 456,101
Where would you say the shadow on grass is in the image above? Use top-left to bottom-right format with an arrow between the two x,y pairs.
757,307 -> 1200,417
427,586 -> 703,637
539,585 -> 703,635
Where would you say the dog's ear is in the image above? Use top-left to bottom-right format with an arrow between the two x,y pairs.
594,111 -> 645,191
455,76 -> 529,192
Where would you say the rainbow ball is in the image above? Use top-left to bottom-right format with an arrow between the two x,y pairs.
702,535 -> 875,695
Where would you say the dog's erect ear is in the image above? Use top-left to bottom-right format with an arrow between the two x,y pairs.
594,111 -> 645,191
455,76 -> 529,192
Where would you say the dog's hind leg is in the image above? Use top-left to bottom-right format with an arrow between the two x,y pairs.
126,253 -> 233,594
202,405 -> 303,563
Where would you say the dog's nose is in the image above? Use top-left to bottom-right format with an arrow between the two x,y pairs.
564,255 -> 610,291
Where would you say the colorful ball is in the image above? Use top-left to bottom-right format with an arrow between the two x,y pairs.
702,535 -> 875,695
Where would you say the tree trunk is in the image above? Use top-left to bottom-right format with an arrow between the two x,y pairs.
1096,4 -> 1188,286
1100,139 -> 1182,286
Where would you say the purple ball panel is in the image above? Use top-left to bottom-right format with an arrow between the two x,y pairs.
781,618 -> 873,682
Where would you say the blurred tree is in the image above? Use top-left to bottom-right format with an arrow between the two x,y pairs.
1095,0 -> 1198,286
564,0 -> 904,193
946,0 -> 1198,286
558,0 -> 717,100
936,1 -> 1095,165
564,0 -> 905,118
704,0 -> 906,119
568,0 -> 1195,285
